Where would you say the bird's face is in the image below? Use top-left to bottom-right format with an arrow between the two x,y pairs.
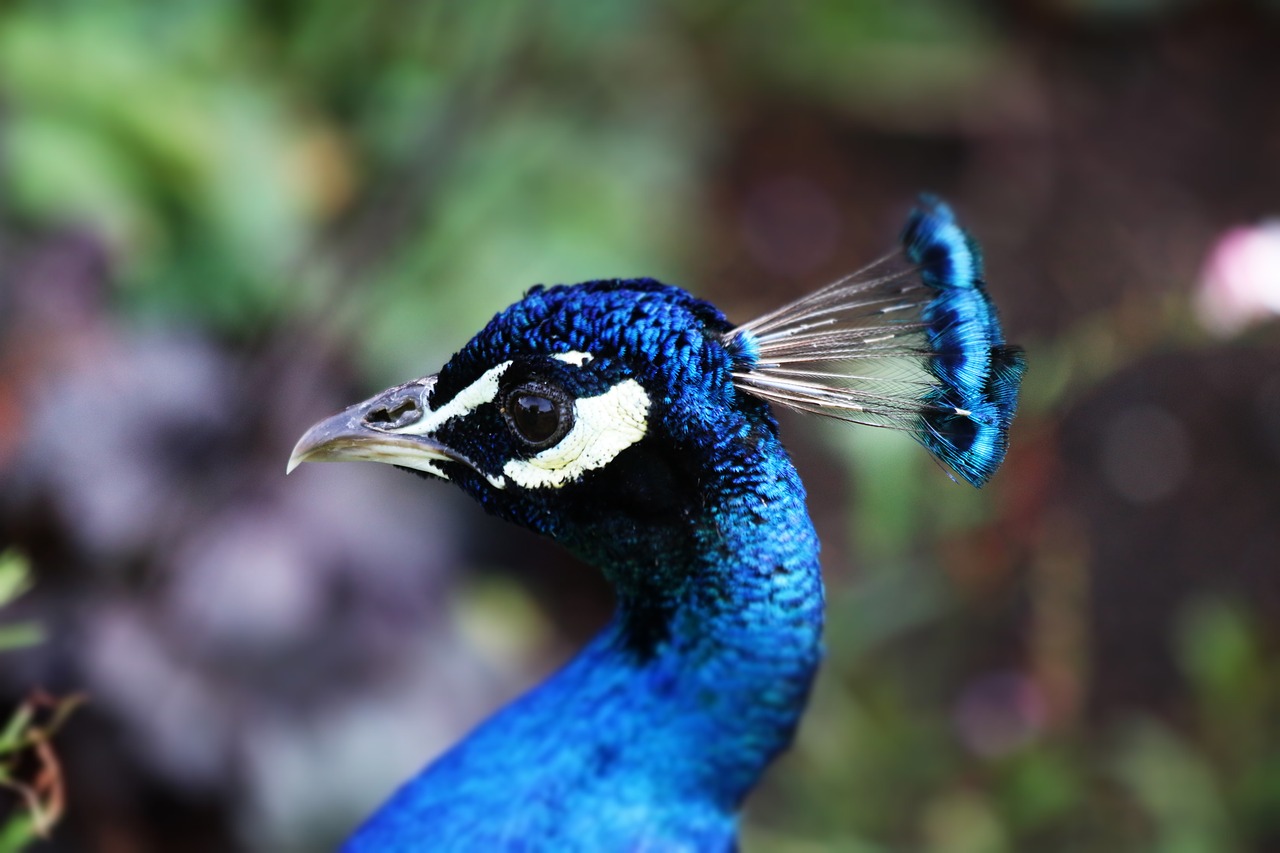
290,280 -> 773,576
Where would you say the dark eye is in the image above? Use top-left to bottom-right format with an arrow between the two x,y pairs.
504,383 -> 573,449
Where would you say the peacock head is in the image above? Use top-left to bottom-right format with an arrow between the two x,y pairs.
291,198 -> 1025,585
289,279 -> 777,578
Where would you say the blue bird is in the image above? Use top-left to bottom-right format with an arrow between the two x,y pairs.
289,196 -> 1024,850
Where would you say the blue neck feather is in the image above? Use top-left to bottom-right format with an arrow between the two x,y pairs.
346,405 -> 822,851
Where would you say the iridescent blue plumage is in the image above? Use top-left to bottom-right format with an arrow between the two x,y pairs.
288,198 -> 1022,850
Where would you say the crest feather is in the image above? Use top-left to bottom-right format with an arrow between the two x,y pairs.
726,196 -> 1025,487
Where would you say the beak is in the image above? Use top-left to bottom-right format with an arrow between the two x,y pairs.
287,375 -> 458,478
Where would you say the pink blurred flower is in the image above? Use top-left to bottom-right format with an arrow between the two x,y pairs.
1197,221 -> 1280,335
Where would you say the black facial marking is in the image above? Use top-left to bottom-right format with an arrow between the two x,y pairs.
574,436 -> 695,524
559,436 -> 705,660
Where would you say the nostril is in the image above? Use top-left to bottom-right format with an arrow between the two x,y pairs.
365,398 -> 422,429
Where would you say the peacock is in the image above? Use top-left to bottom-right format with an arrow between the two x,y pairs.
288,196 -> 1024,851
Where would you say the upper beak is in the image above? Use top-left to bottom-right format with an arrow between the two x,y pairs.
287,375 -> 456,477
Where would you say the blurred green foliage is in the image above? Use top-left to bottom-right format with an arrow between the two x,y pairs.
0,552 -> 40,654
0,0 -> 1005,376
0,1 -> 715,377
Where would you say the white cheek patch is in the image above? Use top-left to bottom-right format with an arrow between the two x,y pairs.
390,361 -> 513,437
502,379 -> 650,489
553,351 -> 594,367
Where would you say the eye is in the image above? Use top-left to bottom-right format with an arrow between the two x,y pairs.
504,382 -> 573,449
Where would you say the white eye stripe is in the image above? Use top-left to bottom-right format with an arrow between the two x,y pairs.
389,351 -> 591,440
389,361 -> 513,437
553,351 -> 594,367
503,380 -> 649,489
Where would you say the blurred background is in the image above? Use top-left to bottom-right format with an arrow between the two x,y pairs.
1,1 -> 1279,850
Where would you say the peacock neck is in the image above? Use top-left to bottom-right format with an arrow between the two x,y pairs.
346,417 -> 825,847
545,428 -> 826,811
